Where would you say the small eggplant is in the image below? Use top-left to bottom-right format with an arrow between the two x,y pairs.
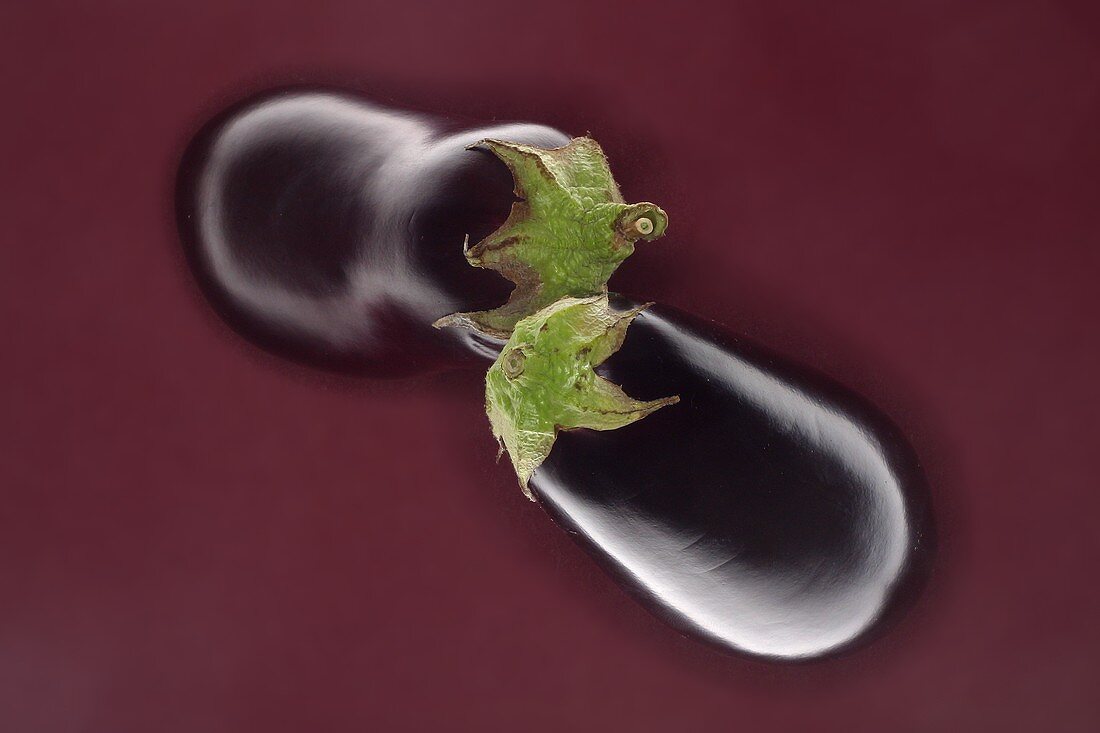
175,90 -> 933,659
176,90 -> 569,375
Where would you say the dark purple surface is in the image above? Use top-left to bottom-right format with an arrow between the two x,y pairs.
2,1 -> 1099,730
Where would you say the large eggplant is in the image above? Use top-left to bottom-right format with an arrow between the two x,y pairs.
537,298 -> 931,658
175,90 -> 933,659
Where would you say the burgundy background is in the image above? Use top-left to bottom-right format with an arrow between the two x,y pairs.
2,1 -> 1099,730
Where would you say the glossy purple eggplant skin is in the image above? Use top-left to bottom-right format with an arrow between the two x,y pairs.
175,90 -> 933,660
176,90 -> 568,375
535,297 -> 933,659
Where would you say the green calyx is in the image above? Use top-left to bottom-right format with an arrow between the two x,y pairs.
433,136 -> 668,338
436,134 -> 678,494
486,295 -> 679,499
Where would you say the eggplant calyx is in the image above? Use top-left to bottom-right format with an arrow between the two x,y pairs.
432,136 -> 668,338
484,294 -> 679,498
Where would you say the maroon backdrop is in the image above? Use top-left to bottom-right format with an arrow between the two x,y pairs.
2,1 -> 1099,730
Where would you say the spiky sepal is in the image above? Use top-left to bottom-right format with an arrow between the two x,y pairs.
433,137 -> 668,338
484,295 -> 679,498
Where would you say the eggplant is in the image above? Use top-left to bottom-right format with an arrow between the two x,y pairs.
175,90 -> 933,659
176,90 -> 569,375
537,297 -> 931,658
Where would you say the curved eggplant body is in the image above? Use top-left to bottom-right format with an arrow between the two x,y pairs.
533,300 -> 932,659
176,90 -> 569,374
